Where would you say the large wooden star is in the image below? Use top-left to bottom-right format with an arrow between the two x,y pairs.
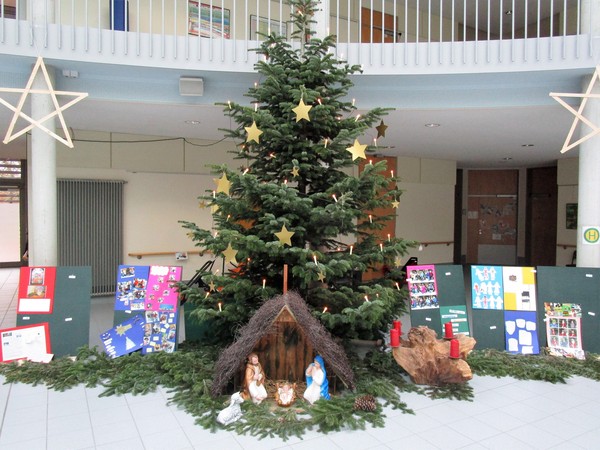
275,225 -> 294,246
550,66 -> 600,153
292,98 -> 312,122
214,173 -> 231,195
346,139 -> 367,160
222,243 -> 238,265
0,57 -> 88,148
245,121 -> 263,143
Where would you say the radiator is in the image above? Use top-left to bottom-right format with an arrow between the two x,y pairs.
57,179 -> 124,296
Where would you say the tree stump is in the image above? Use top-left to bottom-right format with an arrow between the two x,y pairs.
392,326 -> 476,385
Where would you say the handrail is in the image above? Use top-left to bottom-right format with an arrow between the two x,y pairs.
420,241 -> 454,247
556,243 -> 576,249
128,250 -> 209,260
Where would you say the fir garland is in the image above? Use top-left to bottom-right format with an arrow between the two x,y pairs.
1,345 -> 599,440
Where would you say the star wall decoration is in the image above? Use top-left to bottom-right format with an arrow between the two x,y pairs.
376,120 -> 388,139
0,57 -> 88,148
292,98 -> 312,122
222,243 -> 238,265
346,139 -> 367,160
550,66 -> 600,153
275,225 -> 294,246
214,173 -> 231,195
245,121 -> 263,143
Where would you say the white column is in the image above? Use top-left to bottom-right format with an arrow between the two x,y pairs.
28,0 -> 58,266
312,0 -> 330,39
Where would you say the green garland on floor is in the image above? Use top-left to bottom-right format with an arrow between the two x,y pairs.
0,345 -> 598,440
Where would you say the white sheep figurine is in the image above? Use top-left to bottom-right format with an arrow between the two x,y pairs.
216,391 -> 244,425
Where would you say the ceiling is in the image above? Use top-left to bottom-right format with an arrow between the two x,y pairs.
0,54 -> 589,169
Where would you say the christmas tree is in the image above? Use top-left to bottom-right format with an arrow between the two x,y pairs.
180,0 -> 415,343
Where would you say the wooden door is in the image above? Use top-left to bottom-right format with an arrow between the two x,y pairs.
361,7 -> 396,43
526,167 -> 557,266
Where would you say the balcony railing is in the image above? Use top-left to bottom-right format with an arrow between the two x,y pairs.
0,1 -> 592,72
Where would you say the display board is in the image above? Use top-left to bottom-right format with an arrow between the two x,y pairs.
471,309 -> 505,350
536,266 -> 600,354
434,265 -> 467,307
17,266 -> 57,314
17,266 -> 92,357
0,323 -> 51,362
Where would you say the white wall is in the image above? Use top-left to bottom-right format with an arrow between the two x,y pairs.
0,202 -> 21,262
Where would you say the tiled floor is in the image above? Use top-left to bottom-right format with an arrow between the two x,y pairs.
1,267 -> 600,449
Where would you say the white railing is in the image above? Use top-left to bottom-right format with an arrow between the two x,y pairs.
0,1 -> 592,72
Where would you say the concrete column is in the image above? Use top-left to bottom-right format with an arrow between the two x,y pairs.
312,0 -> 330,39
28,0 -> 58,266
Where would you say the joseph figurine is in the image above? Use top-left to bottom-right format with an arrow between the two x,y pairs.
243,353 -> 268,404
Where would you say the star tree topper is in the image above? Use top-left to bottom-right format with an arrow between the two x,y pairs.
550,66 -> 600,153
0,57 -> 88,148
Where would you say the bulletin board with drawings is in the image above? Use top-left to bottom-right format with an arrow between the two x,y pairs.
468,197 -> 517,244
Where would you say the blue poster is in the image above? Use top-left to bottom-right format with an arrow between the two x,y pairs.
114,265 -> 150,311
141,310 -> 177,354
504,310 -> 539,354
100,314 -> 145,358
471,265 -> 504,310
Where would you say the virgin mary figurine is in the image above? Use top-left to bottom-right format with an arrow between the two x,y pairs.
303,355 -> 330,404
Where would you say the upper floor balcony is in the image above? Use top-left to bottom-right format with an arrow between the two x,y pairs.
0,0 -> 595,75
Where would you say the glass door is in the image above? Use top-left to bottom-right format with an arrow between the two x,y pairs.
0,160 -> 27,267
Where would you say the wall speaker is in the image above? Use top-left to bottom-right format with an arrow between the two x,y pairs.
179,77 -> 204,96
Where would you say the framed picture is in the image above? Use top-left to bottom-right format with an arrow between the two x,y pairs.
566,203 -> 578,230
250,15 -> 288,40
188,1 -> 230,39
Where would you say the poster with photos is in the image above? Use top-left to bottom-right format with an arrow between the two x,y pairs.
545,302 -> 584,360
406,264 -> 439,310
18,266 -> 57,314
114,265 -> 150,311
142,310 -> 177,354
471,265 -> 504,310
503,266 -> 537,311
504,310 -> 539,354
145,266 -> 182,312
0,323 -> 51,363
100,314 -> 145,359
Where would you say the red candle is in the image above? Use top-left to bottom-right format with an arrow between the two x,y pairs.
390,329 -> 400,347
393,320 -> 402,335
444,321 -> 454,339
449,338 -> 460,358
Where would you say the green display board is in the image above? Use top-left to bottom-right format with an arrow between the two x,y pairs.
471,309 -> 505,350
17,266 -> 92,357
409,309 -> 442,338
536,266 -> 600,353
434,265 -> 467,307
182,302 -> 214,342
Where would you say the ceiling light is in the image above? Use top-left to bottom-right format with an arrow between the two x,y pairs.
521,144 -> 534,147
502,157 -> 513,161
184,120 -> 201,125
424,123 -> 440,128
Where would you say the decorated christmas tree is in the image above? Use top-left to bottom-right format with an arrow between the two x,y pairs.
180,0 -> 415,343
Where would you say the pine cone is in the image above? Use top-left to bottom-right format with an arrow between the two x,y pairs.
353,394 -> 377,412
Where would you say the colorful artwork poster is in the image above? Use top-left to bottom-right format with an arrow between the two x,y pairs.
114,265 -> 150,311
0,323 -> 51,362
17,266 -> 57,314
188,1 -> 231,38
502,266 -> 537,311
504,310 -> 539,354
145,266 -> 182,312
471,265 -> 504,310
100,314 -> 145,359
440,306 -> 470,336
545,302 -> 585,360
142,310 -> 177,355
406,264 -> 439,310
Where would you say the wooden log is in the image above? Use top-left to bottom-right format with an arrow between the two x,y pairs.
392,326 -> 476,385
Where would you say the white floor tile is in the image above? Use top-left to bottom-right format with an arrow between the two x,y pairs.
46,428 -> 95,450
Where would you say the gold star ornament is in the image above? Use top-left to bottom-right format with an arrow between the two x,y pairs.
317,271 -> 326,282
214,173 -> 231,195
292,98 -> 312,122
0,57 -> 88,148
346,139 -> 367,160
391,199 -> 400,209
291,166 -> 300,177
222,243 -> 238,265
245,121 -> 263,143
376,120 -> 388,139
550,66 -> 600,153
275,225 -> 294,246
